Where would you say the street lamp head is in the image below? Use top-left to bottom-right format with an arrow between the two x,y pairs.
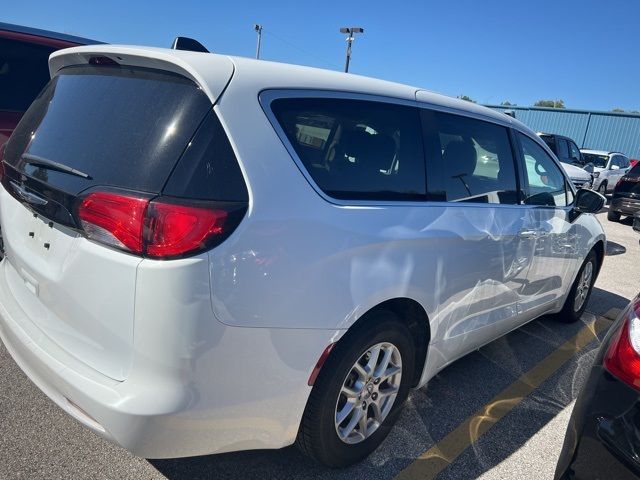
254,24 -> 262,32
340,27 -> 364,34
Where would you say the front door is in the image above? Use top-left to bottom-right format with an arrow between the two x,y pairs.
515,133 -> 577,316
419,107 -> 535,360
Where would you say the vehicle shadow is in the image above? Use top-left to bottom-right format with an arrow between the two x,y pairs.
149,289 -> 631,480
605,241 -> 627,256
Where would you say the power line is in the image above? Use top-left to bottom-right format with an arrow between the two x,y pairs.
261,28 -> 341,70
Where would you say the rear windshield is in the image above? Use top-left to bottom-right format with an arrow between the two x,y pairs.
582,153 -> 609,168
539,135 -> 555,151
4,65 -> 212,195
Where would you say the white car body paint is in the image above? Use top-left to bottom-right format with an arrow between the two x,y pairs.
0,44 -> 606,458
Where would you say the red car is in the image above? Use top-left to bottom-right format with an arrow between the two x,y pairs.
0,22 -> 101,146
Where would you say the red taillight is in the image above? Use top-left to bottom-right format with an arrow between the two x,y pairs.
144,200 -> 227,258
78,192 -> 148,254
603,297 -> 640,391
77,191 -> 239,259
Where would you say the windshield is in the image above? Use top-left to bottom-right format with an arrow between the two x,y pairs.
582,153 -> 608,168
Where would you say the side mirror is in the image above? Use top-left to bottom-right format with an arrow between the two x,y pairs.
583,163 -> 594,173
611,164 -> 620,170
573,188 -> 605,215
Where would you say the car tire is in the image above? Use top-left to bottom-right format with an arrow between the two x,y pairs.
597,182 -> 607,195
296,310 -> 415,467
607,210 -> 621,222
555,250 -> 598,323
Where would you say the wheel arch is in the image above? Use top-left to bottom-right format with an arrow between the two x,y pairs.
592,239 -> 605,277
319,297 -> 431,388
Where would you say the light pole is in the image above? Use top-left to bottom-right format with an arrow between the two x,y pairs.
254,24 -> 263,59
339,27 -> 364,73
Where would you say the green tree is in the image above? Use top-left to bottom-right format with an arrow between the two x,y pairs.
612,108 -> 625,113
501,100 -> 515,106
457,95 -> 476,103
534,99 -> 565,109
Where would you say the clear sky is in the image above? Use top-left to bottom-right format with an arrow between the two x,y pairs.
5,0 -> 638,111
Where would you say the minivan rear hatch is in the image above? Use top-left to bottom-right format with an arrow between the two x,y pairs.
0,49 -> 233,380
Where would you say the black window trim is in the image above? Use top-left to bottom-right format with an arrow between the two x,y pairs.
260,88 -> 526,209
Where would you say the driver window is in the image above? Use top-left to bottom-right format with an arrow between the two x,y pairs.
518,133 -> 568,207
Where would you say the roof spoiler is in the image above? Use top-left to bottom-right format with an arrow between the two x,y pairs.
171,37 -> 210,53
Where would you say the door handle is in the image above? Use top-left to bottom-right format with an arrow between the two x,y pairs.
518,230 -> 538,239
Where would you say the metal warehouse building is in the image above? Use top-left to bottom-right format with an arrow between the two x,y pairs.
489,105 -> 640,159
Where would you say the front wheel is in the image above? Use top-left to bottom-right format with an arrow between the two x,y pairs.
597,182 -> 607,195
297,311 -> 415,467
556,250 -> 598,323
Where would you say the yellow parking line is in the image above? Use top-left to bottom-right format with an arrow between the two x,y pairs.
395,315 -> 611,480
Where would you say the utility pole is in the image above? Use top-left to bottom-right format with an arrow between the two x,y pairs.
254,24 -> 263,59
339,27 -> 364,73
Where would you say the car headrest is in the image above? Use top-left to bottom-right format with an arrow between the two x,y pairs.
442,141 -> 477,177
341,130 -> 396,171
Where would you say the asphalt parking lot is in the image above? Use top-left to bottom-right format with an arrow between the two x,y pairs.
1,202 -> 638,480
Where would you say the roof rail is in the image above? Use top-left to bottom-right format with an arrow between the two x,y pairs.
171,37 -> 209,53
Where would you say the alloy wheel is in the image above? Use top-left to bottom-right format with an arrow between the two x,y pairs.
574,261 -> 594,312
334,342 -> 402,444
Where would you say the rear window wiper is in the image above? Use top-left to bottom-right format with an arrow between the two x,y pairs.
21,154 -> 92,180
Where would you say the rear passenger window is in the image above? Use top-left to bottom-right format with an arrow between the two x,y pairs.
518,133 -> 569,207
421,110 -> 518,204
270,98 -> 425,201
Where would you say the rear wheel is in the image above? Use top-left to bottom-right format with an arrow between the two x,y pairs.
556,250 -> 598,323
297,310 -> 415,467
607,210 -> 621,222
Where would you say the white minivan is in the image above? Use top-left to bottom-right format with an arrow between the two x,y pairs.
0,44 -> 606,467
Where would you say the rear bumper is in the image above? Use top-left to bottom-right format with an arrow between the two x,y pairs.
0,257 -> 339,458
610,197 -> 640,216
555,365 -> 640,479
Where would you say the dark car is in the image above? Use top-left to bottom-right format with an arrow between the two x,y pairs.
608,162 -> 640,222
634,212 -> 640,233
555,293 -> 640,480
0,22 -> 101,146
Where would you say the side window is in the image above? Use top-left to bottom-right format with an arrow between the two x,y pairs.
518,133 -> 568,207
271,98 -> 425,201
556,138 -> 569,160
568,142 -> 581,162
422,110 -> 518,204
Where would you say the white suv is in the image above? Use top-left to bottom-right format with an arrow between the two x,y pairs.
581,149 -> 632,194
0,44 -> 606,467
